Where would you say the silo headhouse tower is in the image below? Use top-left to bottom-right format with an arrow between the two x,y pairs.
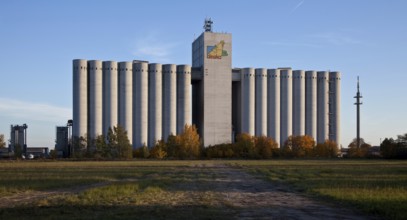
73,19 -> 341,148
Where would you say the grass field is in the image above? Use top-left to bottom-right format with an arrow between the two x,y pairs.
0,160 -> 406,219
0,160 -> 233,219
231,160 -> 407,219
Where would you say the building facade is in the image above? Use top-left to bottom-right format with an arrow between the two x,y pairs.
9,124 -> 28,154
73,22 -> 341,148
55,126 -> 69,157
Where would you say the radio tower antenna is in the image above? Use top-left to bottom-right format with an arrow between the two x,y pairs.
354,76 -> 363,148
204,18 -> 213,32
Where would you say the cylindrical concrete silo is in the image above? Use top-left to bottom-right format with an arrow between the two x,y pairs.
177,65 -> 192,134
102,61 -> 118,136
255,68 -> 267,136
317,71 -> 329,143
133,61 -> 148,148
280,68 -> 292,147
292,70 -> 305,136
88,60 -> 103,142
148,63 -> 162,147
329,71 -> 341,148
73,59 -> 88,139
267,69 -> 280,147
241,68 -> 255,136
162,64 -> 177,141
118,61 -> 133,144
305,71 -> 317,141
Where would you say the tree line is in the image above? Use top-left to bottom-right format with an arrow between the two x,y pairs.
70,125 -> 342,159
204,134 -> 339,159
380,133 -> 407,159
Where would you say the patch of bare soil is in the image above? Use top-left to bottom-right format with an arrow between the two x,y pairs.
207,164 -> 375,220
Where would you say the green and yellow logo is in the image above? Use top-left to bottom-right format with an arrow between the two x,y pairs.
207,40 -> 228,59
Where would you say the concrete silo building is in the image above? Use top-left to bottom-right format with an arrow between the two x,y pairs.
72,19 -> 341,149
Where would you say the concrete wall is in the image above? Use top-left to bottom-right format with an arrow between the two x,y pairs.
241,68 -> 255,135
192,34 -> 204,68
280,68 -> 292,147
255,68 -> 267,136
292,70 -> 305,136
148,63 -> 162,147
73,59 -> 87,138
305,71 -> 317,141
133,62 -> 148,148
267,69 -> 280,147
317,71 -> 329,143
200,32 -> 232,146
162,64 -> 177,141
329,71 -> 341,147
118,62 -> 133,144
176,65 -> 192,134
88,60 -> 103,141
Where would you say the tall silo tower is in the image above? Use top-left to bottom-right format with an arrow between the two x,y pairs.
72,59 -> 88,139
191,19 -> 232,146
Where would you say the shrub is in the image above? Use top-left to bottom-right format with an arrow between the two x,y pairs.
167,125 -> 201,159
234,133 -> 255,158
149,140 -> 167,159
133,145 -> 149,158
204,143 -> 234,159
314,140 -> 339,158
255,136 -> 278,159
348,138 -> 371,158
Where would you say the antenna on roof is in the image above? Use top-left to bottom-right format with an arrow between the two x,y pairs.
203,18 -> 213,32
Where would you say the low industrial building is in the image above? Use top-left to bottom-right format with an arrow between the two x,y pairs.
9,124 -> 28,155
55,126 -> 70,157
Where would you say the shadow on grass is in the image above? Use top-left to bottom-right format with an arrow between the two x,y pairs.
0,205 -> 235,220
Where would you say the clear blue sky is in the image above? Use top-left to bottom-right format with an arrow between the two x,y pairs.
1,0 -> 406,148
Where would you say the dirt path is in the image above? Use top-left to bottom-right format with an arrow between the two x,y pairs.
191,163 -> 374,219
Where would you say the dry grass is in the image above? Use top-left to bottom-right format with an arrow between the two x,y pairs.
0,160 -> 406,219
232,159 -> 407,219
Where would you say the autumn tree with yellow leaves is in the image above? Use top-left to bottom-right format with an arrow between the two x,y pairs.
167,125 -> 201,159
314,140 -> 339,158
283,135 -> 316,158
